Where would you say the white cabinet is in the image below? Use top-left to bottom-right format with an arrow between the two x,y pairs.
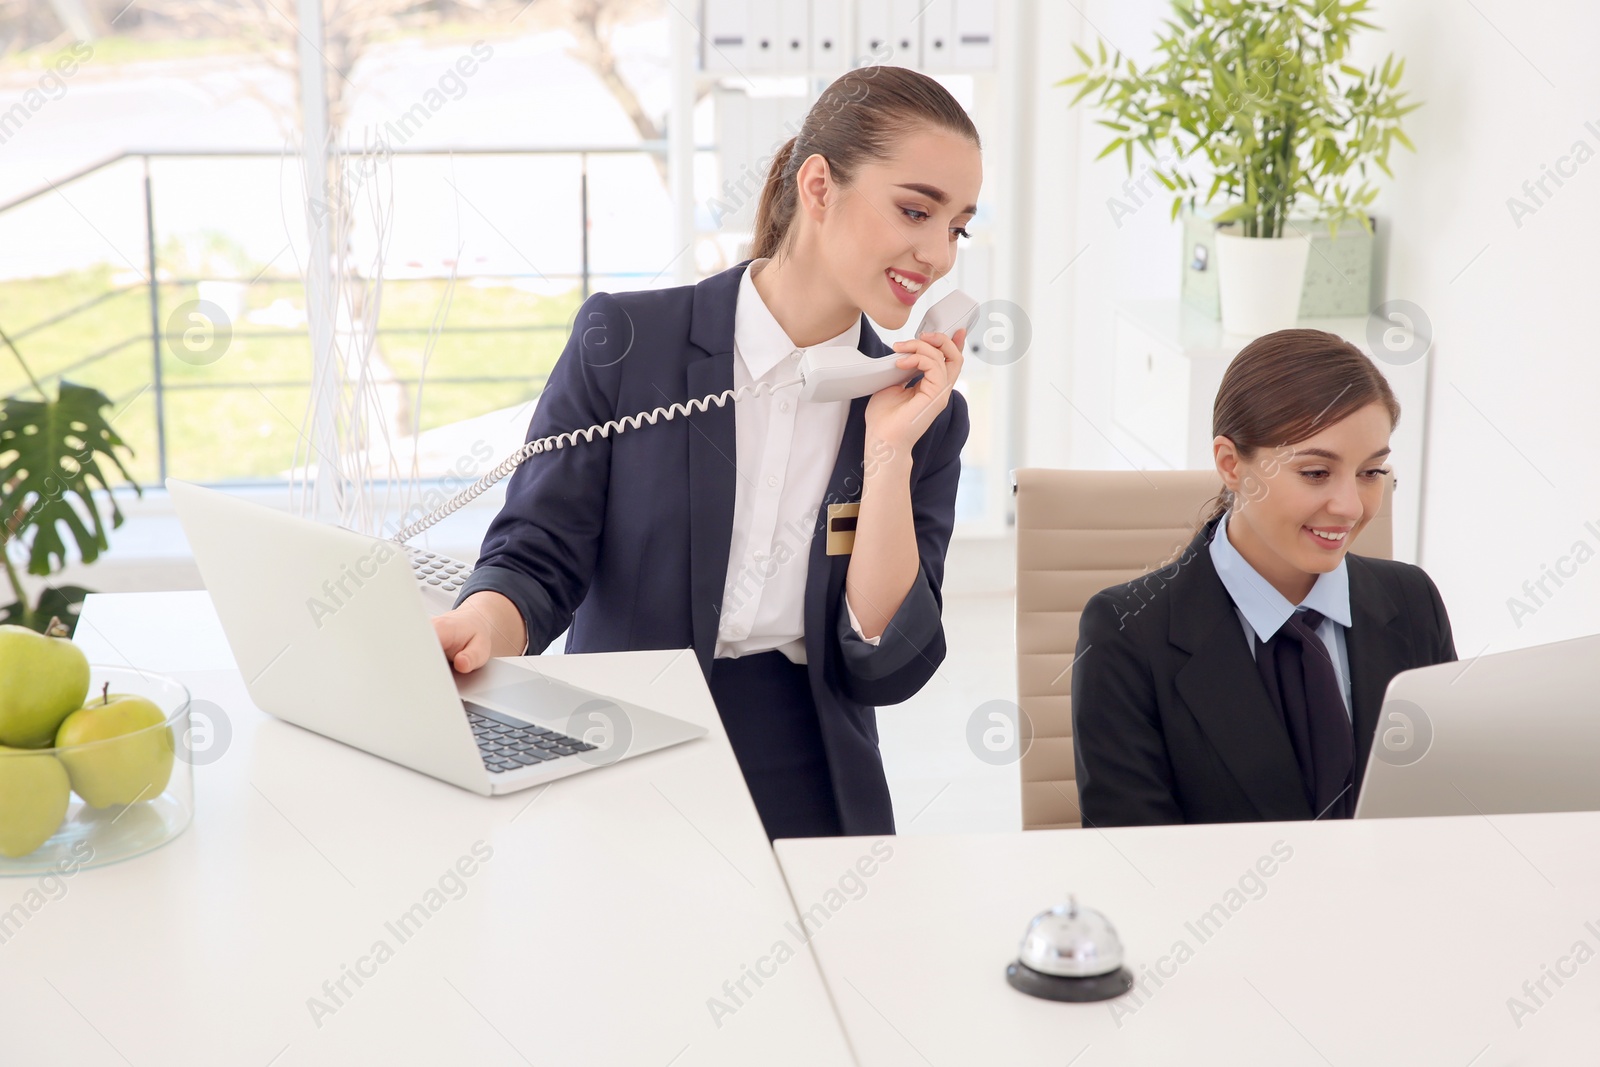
745,2 -> 780,72
1109,300 -> 1430,563
854,0 -> 924,66
854,0 -> 895,65
699,0 -> 750,74
810,0 -> 850,71
745,2 -> 814,72
920,0 -> 997,72
699,0 -> 995,73
1111,313 -> 1214,471
889,0 -> 924,64
778,2 -> 812,70
951,0 -> 997,69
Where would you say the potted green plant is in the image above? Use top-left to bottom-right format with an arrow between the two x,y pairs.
1058,0 -> 1419,335
0,325 -> 140,635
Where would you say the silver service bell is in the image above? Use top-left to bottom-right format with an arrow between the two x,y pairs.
1020,895 -> 1122,976
1004,895 -> 1134,1002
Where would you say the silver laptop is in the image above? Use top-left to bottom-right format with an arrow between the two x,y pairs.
1355,632 -> 1600,818
167,478 -> 705,795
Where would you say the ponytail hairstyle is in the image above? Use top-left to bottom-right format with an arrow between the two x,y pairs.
750,65 -> 980,262
1199,328 -> 1401,530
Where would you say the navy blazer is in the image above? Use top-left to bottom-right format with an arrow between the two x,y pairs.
1071,514 -> 1458,827
455,260 -> 970,835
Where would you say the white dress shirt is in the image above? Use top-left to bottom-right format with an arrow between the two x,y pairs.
715,259 -> 880,664
1209,510 -> 1354,716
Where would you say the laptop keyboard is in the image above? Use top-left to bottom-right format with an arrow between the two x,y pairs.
465,702 -> 595,774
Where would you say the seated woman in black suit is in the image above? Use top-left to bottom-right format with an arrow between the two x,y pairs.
1072,329 -> 1457,826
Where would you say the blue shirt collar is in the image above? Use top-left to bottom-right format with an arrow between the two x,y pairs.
1209,511 -> 1352,642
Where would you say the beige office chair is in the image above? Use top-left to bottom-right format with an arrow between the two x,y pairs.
1012,469 -> 1395,830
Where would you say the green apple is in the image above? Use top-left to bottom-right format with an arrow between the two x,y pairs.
0,624 -> 90,747
55,684 -> 175,809
0,746 -> 71,857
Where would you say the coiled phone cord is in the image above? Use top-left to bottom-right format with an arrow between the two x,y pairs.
388,375 -> 805,545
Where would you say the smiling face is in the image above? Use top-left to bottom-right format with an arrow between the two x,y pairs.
1215,401 -> 1395,602
798,125 -> 982,330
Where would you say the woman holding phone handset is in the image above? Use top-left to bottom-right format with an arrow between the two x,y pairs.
432,66 -> 982,840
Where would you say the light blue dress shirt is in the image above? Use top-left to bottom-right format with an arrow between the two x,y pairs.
1208,511 -> 1354,718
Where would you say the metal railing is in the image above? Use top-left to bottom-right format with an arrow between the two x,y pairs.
0,144 -> 691,483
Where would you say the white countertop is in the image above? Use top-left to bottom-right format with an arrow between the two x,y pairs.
777,813 -> 1596,1065
0,591 -> 854,1066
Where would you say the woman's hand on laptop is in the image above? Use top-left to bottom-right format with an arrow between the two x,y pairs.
433,591 -> 529,673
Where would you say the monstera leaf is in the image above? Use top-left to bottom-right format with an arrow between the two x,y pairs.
0,584 -> 93,635
1,379 -> 140,576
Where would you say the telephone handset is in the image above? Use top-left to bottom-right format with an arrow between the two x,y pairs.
396,290 -> 980,615
796,289 -> 981,402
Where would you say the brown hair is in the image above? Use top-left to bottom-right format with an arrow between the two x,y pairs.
750,66 -> 980,262
1200,328 -> 1401,527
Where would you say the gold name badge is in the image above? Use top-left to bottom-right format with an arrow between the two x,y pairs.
826,502 -> 860,555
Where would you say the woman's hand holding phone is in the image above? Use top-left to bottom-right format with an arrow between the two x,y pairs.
864,326 -> 967,453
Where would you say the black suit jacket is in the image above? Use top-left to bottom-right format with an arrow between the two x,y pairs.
455,260 -> 969,836
1071,514 -> 1457,827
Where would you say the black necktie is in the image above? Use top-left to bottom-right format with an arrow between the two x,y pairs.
1253,608 -> 1353,819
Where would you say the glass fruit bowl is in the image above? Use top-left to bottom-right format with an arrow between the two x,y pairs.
0,665 -> 194,876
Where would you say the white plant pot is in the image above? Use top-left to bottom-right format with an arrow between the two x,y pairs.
1214,228 -> 1311,337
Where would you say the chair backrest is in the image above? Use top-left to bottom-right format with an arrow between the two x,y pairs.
1012,469 -> 1394,830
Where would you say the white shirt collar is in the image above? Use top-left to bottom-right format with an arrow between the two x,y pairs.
734,258 -> 861,380
1209,510 -> 1352,642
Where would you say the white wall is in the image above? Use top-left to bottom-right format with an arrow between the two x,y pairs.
1017,0 -> 1600,654
1018,0 -> 1178,476
1358,0 -> 1600,653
